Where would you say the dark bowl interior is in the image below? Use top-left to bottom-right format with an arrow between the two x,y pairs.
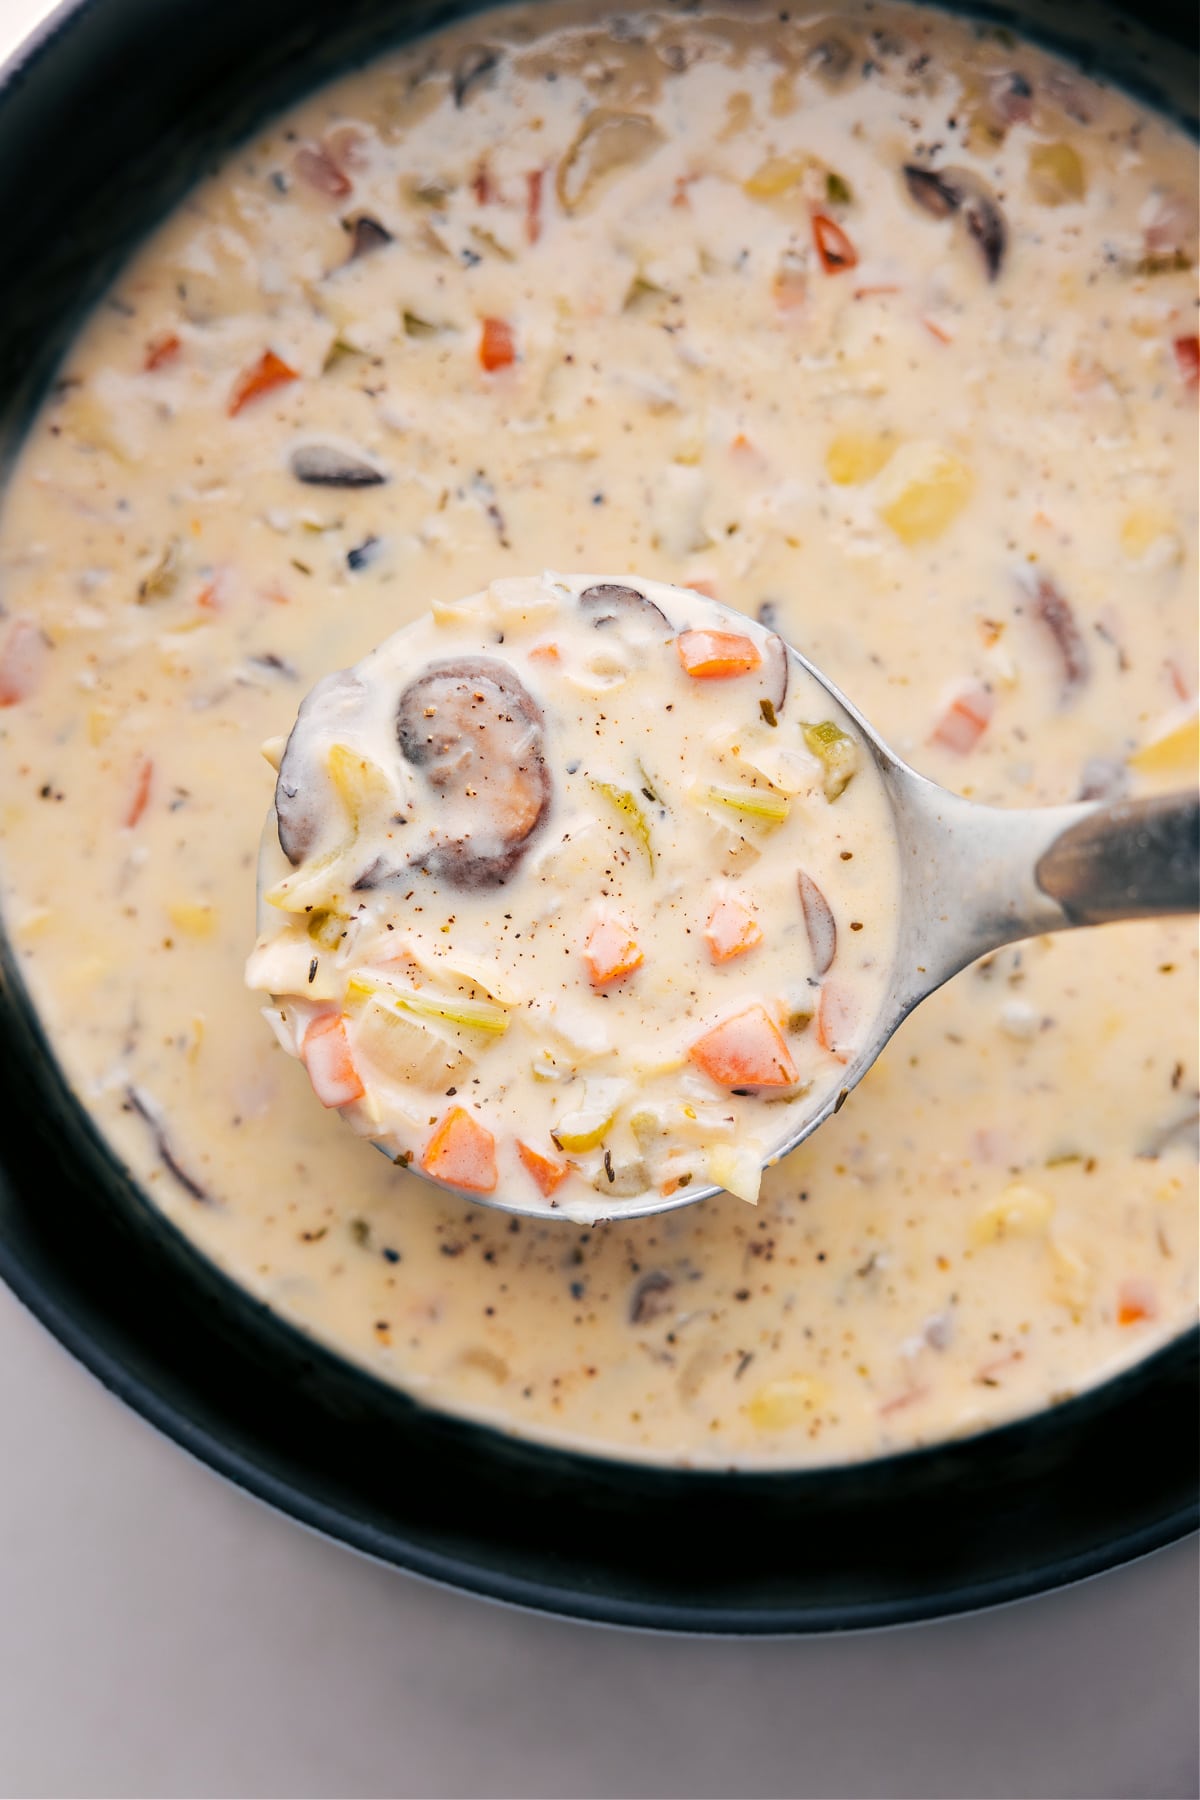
0,0 -> 1196,1632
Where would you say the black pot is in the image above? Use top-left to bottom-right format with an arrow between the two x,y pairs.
0,0 -> 1195,1633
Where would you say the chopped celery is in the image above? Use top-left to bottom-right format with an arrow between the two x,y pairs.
346,973 -> 510,1036
802,720 -> 860,801
327,741 -> 393,826
306,908 -> 345,951
698,783 -> 791,824
594,781 -> 654,869
264,843 -> 353,913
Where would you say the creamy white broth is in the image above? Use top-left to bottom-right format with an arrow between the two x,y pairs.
247,573 -> 900,1217
0,0 -> 1195,1466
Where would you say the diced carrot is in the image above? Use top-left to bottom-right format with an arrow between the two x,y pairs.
930,681 -> 994,753
421,1106 -> 498,1193
294,143 -> 352,197
852,283 -> 901,300
676,630 -> 762,678
688,1005 -> 798,1089
1117,1277 -> 1158,1326
584,914 -> 643,987
302,1012 -> 365,1109
685,577 -> 719,600
472,162 -> 494,205
123,755 -> 154,829
704,897 -> 763,964
0,619 -> 47,707
817,982 -> 855,1063
1173,335 -> 1199,390
479,316 -> 516,372
527,640 -> 560,662
144,332 -> 181,372
517,1140 -> 568,1197
525,168 -> 544,243
229,350 -> 299,417
922,317 -> 953,346
812,212 -> 859,273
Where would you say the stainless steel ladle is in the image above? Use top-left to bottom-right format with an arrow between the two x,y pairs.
260,638 -> 1198,1223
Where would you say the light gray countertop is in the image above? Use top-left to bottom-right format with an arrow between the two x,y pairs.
0,2 -> 1196,1795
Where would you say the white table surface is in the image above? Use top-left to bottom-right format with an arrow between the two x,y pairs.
1,2 -> 1197,1795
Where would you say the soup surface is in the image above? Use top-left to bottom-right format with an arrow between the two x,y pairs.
0,0 -> 1195,1466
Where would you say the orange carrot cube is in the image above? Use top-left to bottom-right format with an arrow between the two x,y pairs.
302,1013 -> 365,1108
421,1107 -> 498,1193
676,630 -> 762,679
688,1004 -> 798,1088
517,1140 -> 569,1197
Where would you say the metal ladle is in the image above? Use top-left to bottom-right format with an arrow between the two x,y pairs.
259,641 -> 1198,1223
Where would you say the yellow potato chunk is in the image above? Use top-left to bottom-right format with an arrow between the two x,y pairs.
743,154 -> 810,198
825,431 -> 897,486
1129,710 -> 1199,779
168,901 -> 217,938
747,1373 -> 827,1430
1119,508 -> 1183,566
971,1182 -> 1055,1245
1027,141 -> 1087,205
876,443 -> 973,543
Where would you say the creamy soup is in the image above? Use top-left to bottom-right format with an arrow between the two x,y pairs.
0,0 -> 1195,1467
247,573 -> 899,1217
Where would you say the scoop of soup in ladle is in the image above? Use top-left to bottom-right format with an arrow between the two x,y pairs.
248,573 -> 1198,1222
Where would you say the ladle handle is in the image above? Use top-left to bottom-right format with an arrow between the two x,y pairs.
1035,792 -> 1199,925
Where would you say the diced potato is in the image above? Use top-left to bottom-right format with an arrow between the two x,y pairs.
876,442 -> 973,543
825,430 -> 897,486
168,901 -> 216,938
352,995 -> 471,1089
706,1142 -> 763,1205
743,154 -> 810,198
1119,508 -> 1183,568
1128,708 -> 1198,778
971,1182 -> 1055,1245
1049,1237 -> 1094,1315
590,1157 -> 650,1199
1027,141 -> 1087,206
747,1373 -> 828,1430
488,577 -> 559,632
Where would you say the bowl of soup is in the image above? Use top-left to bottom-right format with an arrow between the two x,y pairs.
0,0 -> 1195,1630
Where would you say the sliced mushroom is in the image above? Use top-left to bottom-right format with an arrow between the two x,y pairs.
798,870 -> 837,975
556,110 -> 664,214
345,213 -> 393,261
761,633 -> 789,715
805,36 -> 855,84
289,443 -> 387,487
1027,573 -> 1089,703
275,668 -> 370,864
453,45 -> 501,107
578,582 -> 671,632
629,1269 -> 675,1324
902,164 -> 1008,280
396,658 -> 550,889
